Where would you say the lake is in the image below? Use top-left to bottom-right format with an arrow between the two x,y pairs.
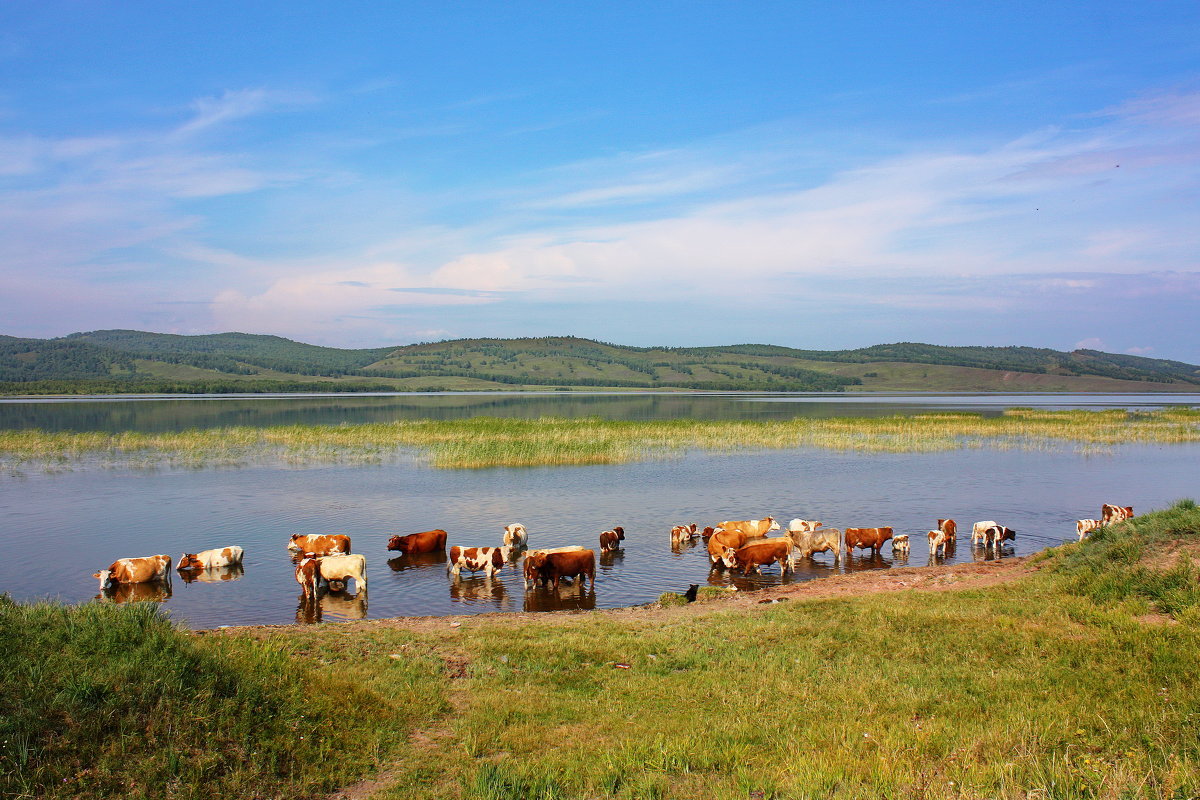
2,392 -> 1197,628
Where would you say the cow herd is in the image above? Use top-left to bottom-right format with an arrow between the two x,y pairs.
88,502 -> 1134,611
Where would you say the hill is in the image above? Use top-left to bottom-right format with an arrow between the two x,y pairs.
1,331 -> 1198,394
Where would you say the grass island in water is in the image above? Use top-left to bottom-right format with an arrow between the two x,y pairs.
2,407 -> 1198,471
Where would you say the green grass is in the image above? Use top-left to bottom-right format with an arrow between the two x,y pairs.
0,598 -> 444,799
2,407 -> 1198,471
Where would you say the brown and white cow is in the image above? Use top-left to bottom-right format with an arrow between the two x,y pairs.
928,529 -> 948,558
449,545 -> 512,578
387,529 -> 447,554
971,521 -> 999,545
937,519 -> 957,541
844,527 -> 894,556
287,533 -> 350,556
176,546 -> 244,572
1076,519 -> 1103,541
599,526 -> 625,552
786,527 -> 841,562
503,523 -> 529,548
721,538 -> 794,575
670,523 -> 700,543
708,528 -> 752,566
295,555 -> 322,597
93,554 -> 172,592
524,549 -> 595,591
981,525 -> 1016,547
891,534 -> 910,555
316,554 -> 367,594
1101,504 -> 1134,525
719,516 -> 781,538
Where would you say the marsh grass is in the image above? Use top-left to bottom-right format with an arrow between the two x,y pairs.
3,407 -> 1198,471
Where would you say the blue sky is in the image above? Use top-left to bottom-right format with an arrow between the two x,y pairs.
2,2 -> 1199,361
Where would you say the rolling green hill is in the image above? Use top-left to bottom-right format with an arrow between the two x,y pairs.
2,331 -> 1198,394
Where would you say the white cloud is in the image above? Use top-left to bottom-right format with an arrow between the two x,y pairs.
1075,338 -> 1106,351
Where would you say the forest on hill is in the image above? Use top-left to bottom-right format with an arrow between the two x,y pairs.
2,331 -> 1198,394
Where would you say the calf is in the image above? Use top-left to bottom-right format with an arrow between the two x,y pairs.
892,534 -> 910,555
93,554 -> 172,592
523,546 -> 589,587
670,523 -> 699,543
503,523 -> 529,548
719,516 -> 781,538
288,534 -> 350,556
722,538 -> 794,575
387,529 -> 447,554
971,521 -> 999,545
982,525 -> 1016,547
1076,519 -> 1103,541
1101,504 -> 1134,525
448,545 -> 512,578
295,555 -> 322,597
708,529 -> 751,566
937,519 -> 957,541
700,526 -> 720,538
786,527 -> 841,561
524,549 -> 595,591
928,529 -> 948,558
844,527 -> 894,556
176,546 -> 243,572
599,526 -> 625,552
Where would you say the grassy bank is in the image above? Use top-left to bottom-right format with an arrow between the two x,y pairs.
8,501 -> 1200,798
2,407 -> 1199,470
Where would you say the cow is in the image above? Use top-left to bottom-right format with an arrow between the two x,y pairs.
176,546 -> 244,572
295,555 -> 322,597
599,526 -> 625,552
524,549 -> 595,591
670,523 -> 699,543
1077,519 -> 1103,541
1101,504 -> 1134,525
287,534 -> 350,556
786,527 -> 841,562
981,525 -> 1016,547
700,526 -> 720,538
971,521 -> 999,545
449,545 -> 512,578
523,546 -> 589,587
387,529 -> 447,554
722,538 -> 794,575
708,528 -> 752,566
892,534 -> 910,555
93,554 -> 172,592
503,523 -> 529,548
787,519 -> 823,534
937,519 -> 957,541
928,529 -> 948,558
719,517 -> 781,538
844,527 -> 894,556
315,554 -> 367,595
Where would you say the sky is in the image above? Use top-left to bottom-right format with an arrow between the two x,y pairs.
2,2 -> 1199,361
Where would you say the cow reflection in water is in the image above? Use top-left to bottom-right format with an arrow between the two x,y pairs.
387,551 -> 448,572
599,549 -> 624,569
97,581 -> 172,604
523,585 -> 596,613
176,564 -> 244,584
296,588 -> 368,624
671,538 -> 700,555
448,575 -> 510,608
927,541 -> 957,566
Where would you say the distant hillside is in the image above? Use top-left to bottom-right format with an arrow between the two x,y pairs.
1,331 -> 1198,395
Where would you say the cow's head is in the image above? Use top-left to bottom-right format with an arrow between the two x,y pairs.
92,569 -> 116,592
386,535 -> 405,552
177,553 -> 203,571
720,547 -> 738,569
613,526 -> 625,540
287,534 -> 303,551
766,517 -> 781,532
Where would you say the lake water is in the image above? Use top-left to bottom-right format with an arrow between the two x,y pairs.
1,392 -> 1197,628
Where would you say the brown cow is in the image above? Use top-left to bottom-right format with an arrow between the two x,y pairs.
523,546 -> 588,587
295,555 -> 321,597
176,546 -> 243,571
722,538 -> 793,575
524,549 -> 595,591
670,523 -> 699,543
93,554 -> 172,592
708,529 -> 751,565
288,534 -> 350,556
700,526 -> 720,538
387,529 -> 447,554
937,519 -> 957,541
1101,504 -> 1134,525
448,545 -> 511,578
845,527 -> 893,556
599,526 -> 625,552
719,516 -> 781,538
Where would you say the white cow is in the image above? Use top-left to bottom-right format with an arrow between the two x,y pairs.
503,523 -> 528,548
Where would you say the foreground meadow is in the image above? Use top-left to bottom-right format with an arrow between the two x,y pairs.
4,501 -> 1199,799
2,407 -> 1199,470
